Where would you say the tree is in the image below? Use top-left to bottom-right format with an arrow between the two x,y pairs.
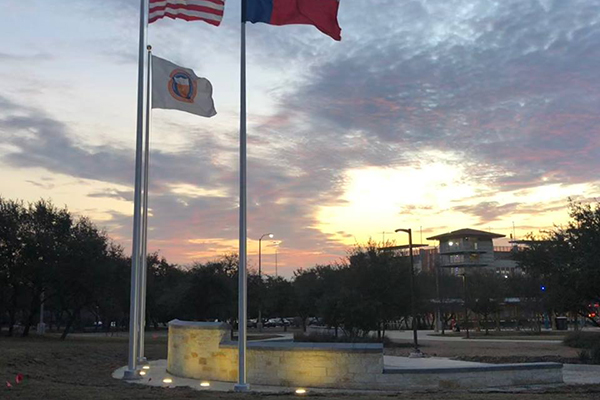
183,254 -> 237,323
20,200 -> 73,337
0,198 -> 26,336
466,270 -> 504,335
342,243 -> 411,338
145,252 -> 186,328
51,217 -> 109,339
262,275 -> 293,329
290,243 -> 412,339
516,200 -> 600,328
292,268 -> 319,332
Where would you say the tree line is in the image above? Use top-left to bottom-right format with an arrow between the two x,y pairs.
1,197 -> 598,340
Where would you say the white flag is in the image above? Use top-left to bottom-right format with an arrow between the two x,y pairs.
152,55 -> 216,118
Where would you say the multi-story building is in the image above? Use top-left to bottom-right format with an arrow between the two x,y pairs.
426,228 -> 506,272
381,228 -> 521,275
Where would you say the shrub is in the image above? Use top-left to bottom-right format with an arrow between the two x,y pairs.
591,344 -> 600,364
563,331 -> 600,349
293,331 -> 413,348
578,349 -> 590,363
294,331 -> 385,344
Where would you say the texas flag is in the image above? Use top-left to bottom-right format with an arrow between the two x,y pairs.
243,0 -> 342,41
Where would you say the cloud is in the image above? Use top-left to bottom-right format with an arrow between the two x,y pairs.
452,200 -> 567,223
265,0 -> 600,191
0,93 -> 351,267
0,51 -> 54,63
2,0 -> 600,271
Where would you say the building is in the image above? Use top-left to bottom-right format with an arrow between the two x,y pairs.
379,244 -> 433,273
426,228 -> 510,273
381,228 -> 521,275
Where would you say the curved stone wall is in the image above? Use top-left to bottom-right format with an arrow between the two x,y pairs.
167,319 -> 383,389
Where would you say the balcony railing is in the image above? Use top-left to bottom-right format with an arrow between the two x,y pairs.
440,244 -> 483,253
439,259 -> 488,267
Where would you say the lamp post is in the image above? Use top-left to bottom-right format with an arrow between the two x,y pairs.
395,228 -> 421,356
272,241 -> 280,277
258,233 -> 273,332
460,271 -> 470,339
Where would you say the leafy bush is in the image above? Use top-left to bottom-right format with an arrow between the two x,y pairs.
577,344 -> 600,364
294,331 -> 384,343
578,349 -> 590,362
592,344 -> 600,364
563,331 -> 600,349
293,331 -> 411,348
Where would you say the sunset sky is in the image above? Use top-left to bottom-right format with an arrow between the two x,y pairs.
1,0 -> 600,276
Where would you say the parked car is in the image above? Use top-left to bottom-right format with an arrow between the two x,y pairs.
247,318 -> 257,328
263,318 -> 290,327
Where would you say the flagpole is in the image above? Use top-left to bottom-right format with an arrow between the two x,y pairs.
138,44 -> 152,364
124,0 -> 148,380
234,0 -> 249,392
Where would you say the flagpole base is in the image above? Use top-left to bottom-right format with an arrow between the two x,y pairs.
123,369 -> 142,380
234,383 -> 250,392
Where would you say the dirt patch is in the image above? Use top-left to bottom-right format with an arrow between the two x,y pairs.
384,338 -> 581,363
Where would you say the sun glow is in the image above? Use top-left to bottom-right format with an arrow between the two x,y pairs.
316,161 -> 595,247
316,162 -> 480,244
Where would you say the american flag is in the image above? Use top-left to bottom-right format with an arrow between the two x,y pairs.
149,0 -> 225,26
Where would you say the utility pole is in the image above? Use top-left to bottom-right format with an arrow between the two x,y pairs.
461,272 -> 470,339
257,233 -> 273,332
395,228 -> 422,357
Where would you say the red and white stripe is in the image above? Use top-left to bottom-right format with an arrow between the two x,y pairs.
149,0 -> 225,26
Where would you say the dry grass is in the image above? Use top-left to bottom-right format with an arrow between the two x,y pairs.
1,334 -> 600,399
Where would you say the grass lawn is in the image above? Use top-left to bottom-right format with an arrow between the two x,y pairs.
2,333 -> 600,399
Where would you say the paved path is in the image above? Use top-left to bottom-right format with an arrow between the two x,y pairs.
385,330 -> 563,344
563,364 -> 600,385
116,357 -> 600,392
384,355 -> 492,369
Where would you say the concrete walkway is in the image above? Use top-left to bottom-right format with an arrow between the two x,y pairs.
113,360 -> 302,394
114,357 -> 495,393
385,330 -> 563,344
115,355 -> 598,393
563,364 -> 600,385
384,355 -> 492,369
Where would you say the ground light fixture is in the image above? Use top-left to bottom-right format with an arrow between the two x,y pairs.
200,382 -> 210,387
295,388 -> 307,395
142,365 -> 150,370
139,371 -> 146,376
162,378 -> 173,384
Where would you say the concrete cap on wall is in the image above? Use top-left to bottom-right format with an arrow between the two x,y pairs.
168,319 -> 231,330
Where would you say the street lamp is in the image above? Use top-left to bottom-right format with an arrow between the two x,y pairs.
459,271 -> 470,339
258,233 -> 273,332
395,228 -> 421,356
272,241 -> 281,277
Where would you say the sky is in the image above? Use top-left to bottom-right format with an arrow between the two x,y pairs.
1,0 -> 600,277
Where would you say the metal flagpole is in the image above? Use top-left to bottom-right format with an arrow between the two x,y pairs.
138,44 -> 153,364
235,0 -> 249,391
124,0 -> 148,380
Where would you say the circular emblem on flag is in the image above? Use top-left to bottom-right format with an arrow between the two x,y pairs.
168,69 -> 197,103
